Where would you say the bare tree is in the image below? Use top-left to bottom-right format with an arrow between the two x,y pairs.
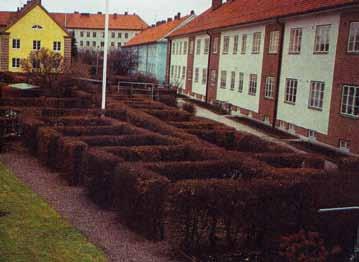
21,48 -> 65,88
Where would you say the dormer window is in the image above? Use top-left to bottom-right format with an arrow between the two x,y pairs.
32,25 -> 43,30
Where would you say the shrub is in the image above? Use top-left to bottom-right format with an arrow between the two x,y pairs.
20,117 -> 45,152
85,148 -> 123,208
112,163 -> 170,240
36,127 -> 62,168
338,157 -> 359,172
144,109 -> 192,122
256,153 -> 325,169
159,95 -> 177,107
182,103 -> 196,115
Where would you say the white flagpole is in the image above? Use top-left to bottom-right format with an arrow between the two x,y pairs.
101,0 -> 110,110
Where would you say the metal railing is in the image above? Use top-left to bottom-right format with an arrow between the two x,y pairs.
115,81 -> 172,100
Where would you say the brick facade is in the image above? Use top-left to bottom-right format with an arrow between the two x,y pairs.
207,32 -> 221,103
185,36 -> 195,95
0,33 -> 9,72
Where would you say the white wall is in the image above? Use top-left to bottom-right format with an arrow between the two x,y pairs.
170,37 -> 189,89
277,13 -> 340,135
192,34 -> 209,96
216,24 -> 266,113
70,29 -> 140,50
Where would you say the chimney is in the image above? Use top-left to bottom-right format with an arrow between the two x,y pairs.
190,10 -> 195,15
212,0 -> 223,10
97,11 -> 102,15
124,11 -> 128,15
167,17 -> 173,22
74,11 -> 79,14
177,12 -> 181,19
156,21 -> 161,26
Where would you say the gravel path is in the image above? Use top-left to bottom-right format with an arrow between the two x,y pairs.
0,149 -> 179,262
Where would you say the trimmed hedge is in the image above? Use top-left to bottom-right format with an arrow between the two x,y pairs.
36,127 -> 62,168
338,157 -> 359,172
166,177 -> 317,258
144,109 -> 192,122
45,116 -> 113,127
79,134 -> 180,147
85,148 -> 123,208
21,117 -> 45,152
58,124 -> 137,137
255,153 -> 325,169
112,163 -> 170,240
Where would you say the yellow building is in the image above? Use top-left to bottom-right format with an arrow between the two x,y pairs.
0,0 -> 71,73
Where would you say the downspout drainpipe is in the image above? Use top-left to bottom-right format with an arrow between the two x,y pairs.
272,19 -> 285,128
205,31 -> 213,104
167,39 -> 172,87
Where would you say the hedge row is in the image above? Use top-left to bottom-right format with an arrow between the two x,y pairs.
143,109 -> 192,122
255,153 -> 325,169
21,116 -> 45,152
0,97 -> 86,108
45,116 -> 113,127
41,108 -> 101,118
57,124 -> 139,137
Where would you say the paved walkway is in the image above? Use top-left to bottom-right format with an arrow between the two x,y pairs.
178,99 -> 304,153
0,150 -> 178,262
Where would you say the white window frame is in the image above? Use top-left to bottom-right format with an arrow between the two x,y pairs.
179,42 -> 183,55
53,41 -> 61,51
314,25 -> 331,54
268,31 -> 280,54
223,36 -> 230,54
196,39 -> 201,55
341,85 -> 359,118
220,70 -> 227,89
348,22 -> 359,53
204,38 -> 210,54
339,140 -> 350,152
213,37 -> 219,54
252,32 -> 262,54
33,40 -> 41,50
189,40 -> 194,55
230,71 -> 236,91
12,39 -> 20,49
285,78 -> 298,104
233,35 -> 239,54
241,34 -> 247,54
202,68 -> 207,85
183,41 -> 188,55
309,81 -> 325,110
264,76 -> 275,99
289,28 -> 302,54
12,58 -> 20,68
194,68 -> 199,83
248,74 -> 257,96
210,70 -> 217,85
238,72 -> 244,93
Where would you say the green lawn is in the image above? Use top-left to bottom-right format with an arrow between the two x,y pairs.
0,162 -> 107,262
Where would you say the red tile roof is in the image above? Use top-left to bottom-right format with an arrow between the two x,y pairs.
52,13 -> 148,31
170,0 -> 356,37
125,16 -> 191,47
0,11 -> 148,31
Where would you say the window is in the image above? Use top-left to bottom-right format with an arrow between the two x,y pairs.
285,79 -> 298,104
171,65 -> 174,78
238,72 -> 244,92
53,41 -> 61,51
196,39 -> 201,55
265,77 -> 275,99
93,32 -> 97,38
177,43 -> 180,55
341,85 -> 359,117
32,25 -> 43,30
308,130 -> 316,139
183,41 -> 188,55
269,31 -> 280,54
86,41 -> 90,47
112,32 -> 115,38
202,68 -> 207,85
223,36 -> 230,54
118,42 -> 122,48
339,140 -> 350,151
12,39 -> 20,49
102,32 -> 105,38
187,69 -> 192,81
86,32 -> 90,37
182,66 -> 186,80
125,33 -> 128,39
289,28 -> 302,54
194,68 -> 199,83
348,22 -> 359,53
230,71 -> 236,91
189,40 -> 194,55
101,41 -> 104,47
210,70 -> 217,85
233,35 -> 239,54
314,25 -> 331,53
213,37 -> 219,54
80,41 -> 83,47
309,81 -> 325,110
80,31 -> 84,37
241,34 -> 247,54
111,42 -> 115,47
33,40 -> 41,50
93,41 -> 97,47
179,42 -> 183,55
204,38 -> 210,54
172,43 -> 176,54
252,32 -> 261,54
220,71 -> 227,89
248,74 -> 257,96
118,33 -> 122,38
12,58 -> 20,68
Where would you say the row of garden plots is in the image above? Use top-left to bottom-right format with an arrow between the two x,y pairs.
1,84 -> 358,261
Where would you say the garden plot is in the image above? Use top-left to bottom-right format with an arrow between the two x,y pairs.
2,86 -> 357,261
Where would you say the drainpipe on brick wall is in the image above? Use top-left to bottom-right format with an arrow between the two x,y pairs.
205,31 -> 213,104
166,39 -> 172,86
272,19 -> 285,128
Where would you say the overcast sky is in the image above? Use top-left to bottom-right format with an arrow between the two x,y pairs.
2,0 -> 211,25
